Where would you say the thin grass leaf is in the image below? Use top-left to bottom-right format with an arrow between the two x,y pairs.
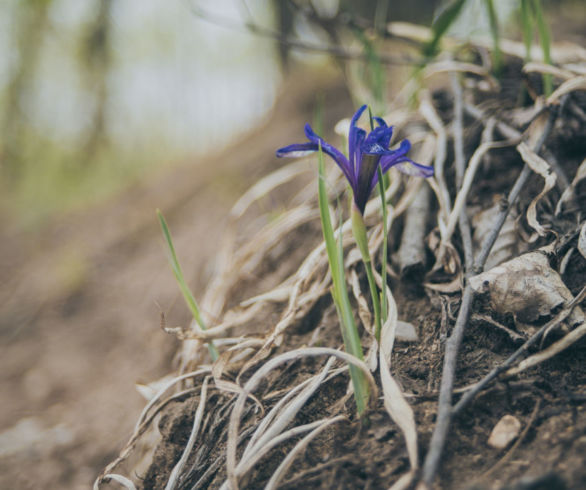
520,0 -> 533,62
484,0 -> 502,75
156,209 -> 219,361
377,165 -> 388,324
531,0 -> 553,95
354,29 -> 386,114
317,146 -> 369,415
422,0 -> 467,59
374,0 -> 389,35
317,150 -> 342,288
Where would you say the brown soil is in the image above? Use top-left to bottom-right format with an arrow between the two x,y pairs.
2,65 -> 585,490
133,68 -> 586,490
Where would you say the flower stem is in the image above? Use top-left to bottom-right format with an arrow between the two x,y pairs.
351,203 -> 382,342
377,166 -> 389,324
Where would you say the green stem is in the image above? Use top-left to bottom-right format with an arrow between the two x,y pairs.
377,166 -> 389,324
484,0 -> 502,76
531,0 -> 553,96
351,204 -> 382,342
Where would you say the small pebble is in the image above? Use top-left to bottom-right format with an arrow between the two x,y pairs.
488,414 -> 521,449
396,321 -> 419,342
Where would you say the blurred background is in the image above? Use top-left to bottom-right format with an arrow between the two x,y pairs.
0,1 -> 584,489
0,0 -> 450,228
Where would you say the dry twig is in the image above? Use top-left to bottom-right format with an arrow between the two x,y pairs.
420,101 -> 561,488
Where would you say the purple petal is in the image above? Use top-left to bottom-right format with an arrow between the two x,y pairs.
276,142 -> 318,158
349,105 -> 368,175
374,116 -> 387,128
354,153 -> 382,214
304,124 -> 354,185
352,128 -> 366,178
363,126 -> 394,154
392,159 -> 434,177
379,140 -> 412,172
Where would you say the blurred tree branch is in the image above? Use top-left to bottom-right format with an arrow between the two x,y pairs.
81,0 -> 113,164
1,0 -> 52,178
188,1 -> 418,67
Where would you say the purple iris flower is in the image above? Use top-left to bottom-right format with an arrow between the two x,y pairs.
276,105 -> 434,214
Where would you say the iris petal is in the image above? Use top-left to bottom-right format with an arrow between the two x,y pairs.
354,153 -> 382,214
303,124 -> 354,185
363,126 -> 393,154
374,116 -> 387,128
349,105 -> 368,175
276,142 -> 318,158
392,159 -> 435,177
276,105 -> 432,216
352,128 -> 366,179
379,140 -> 412,171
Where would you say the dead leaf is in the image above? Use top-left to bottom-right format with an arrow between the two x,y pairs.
517,142 -> 557,239
473,203 -> 521,269
556,158 -> 586,215
579,222 -> 586,260
547,75 -> 586,104
469,251 -> 584,325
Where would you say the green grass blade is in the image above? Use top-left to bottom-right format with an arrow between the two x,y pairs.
354,29 -> 386,114
422,0 -> 467,59
317,149 -> 341,288
520,0 -> 533,62
484,0 -> 502,75
156,209 -> 219,361
531,0 -> 553,95
377,166 -> 388,325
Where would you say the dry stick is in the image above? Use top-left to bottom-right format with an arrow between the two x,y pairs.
188,3 -> 416,66
397,183 -> 430,275
451,73 -> 474,274
454,286 -> 586,416
421,102 -> 561,488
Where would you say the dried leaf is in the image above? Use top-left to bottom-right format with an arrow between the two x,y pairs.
547,75 -> 586,104
350,268 -> 373,334
556,158 -> 586,215
472,204 -> 520,269
579,222 -> 586,260
469,251 -> 581,325
523,62 -> 577,80
505,289 -> 586,377
379,288 -> 419,470
517,142 -> 557,238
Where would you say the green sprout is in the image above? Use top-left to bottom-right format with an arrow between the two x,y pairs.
157,209 -> 219,362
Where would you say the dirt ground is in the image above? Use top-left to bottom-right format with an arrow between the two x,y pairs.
118,63 -> 586,490
0,71 -> 350,489
1,50 -> 586,490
